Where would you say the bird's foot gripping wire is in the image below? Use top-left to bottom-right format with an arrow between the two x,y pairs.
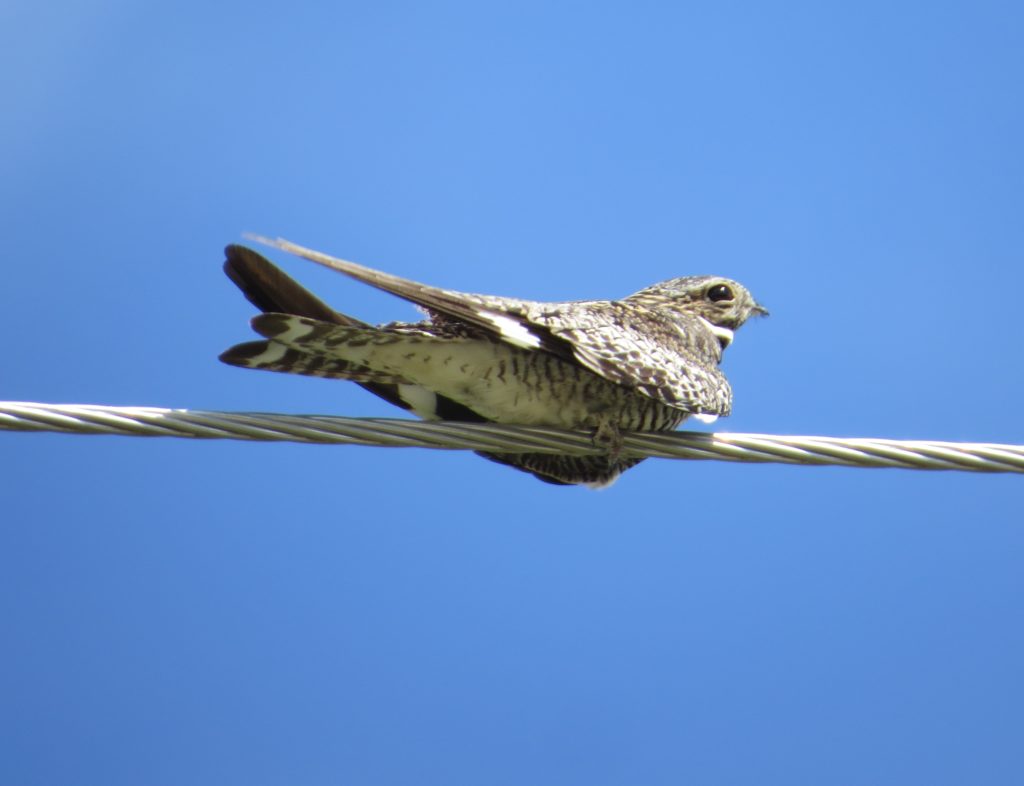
591,418 -> 625,464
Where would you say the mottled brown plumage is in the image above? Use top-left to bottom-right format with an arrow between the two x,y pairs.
220,239 -> 766,486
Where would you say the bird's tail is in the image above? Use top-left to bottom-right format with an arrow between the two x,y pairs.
220,245 -> 487,416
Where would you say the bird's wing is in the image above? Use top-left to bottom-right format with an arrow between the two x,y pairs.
531,305 -> 733,416
250,236 -> 571,354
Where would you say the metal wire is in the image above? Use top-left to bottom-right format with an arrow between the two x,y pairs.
2,401 -> 1022,474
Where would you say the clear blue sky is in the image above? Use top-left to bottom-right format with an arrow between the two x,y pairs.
3,1 -> 1023,784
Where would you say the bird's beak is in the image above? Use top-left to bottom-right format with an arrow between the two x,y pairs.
753,302 -> 770,317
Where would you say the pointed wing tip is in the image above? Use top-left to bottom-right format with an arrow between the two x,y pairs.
240,235 -> 373,279
241,232 -> 281,249
242,234 -> 319,262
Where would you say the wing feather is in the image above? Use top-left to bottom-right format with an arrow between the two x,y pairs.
250,236 -> 552,349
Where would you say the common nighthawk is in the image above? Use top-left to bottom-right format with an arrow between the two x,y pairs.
220,238 -> 767,487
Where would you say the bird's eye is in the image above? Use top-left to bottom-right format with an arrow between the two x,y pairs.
707,284 -> 734,303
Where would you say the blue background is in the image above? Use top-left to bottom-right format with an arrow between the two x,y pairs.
3,2 -> 1023,784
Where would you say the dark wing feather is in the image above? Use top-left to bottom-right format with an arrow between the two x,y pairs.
224,244 -> 363,326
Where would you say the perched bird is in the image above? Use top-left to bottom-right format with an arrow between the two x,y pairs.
220,238 -> 767,486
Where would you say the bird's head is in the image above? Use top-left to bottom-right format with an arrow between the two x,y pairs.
625,275 -> 768,345
628,275 -> 767,327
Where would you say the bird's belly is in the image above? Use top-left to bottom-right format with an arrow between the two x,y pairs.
367,339 -> 684,431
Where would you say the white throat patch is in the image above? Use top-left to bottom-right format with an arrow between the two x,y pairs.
698,317 -> 734,347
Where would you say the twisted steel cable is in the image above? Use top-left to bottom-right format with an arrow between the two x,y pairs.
2,401 -> 1022,474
